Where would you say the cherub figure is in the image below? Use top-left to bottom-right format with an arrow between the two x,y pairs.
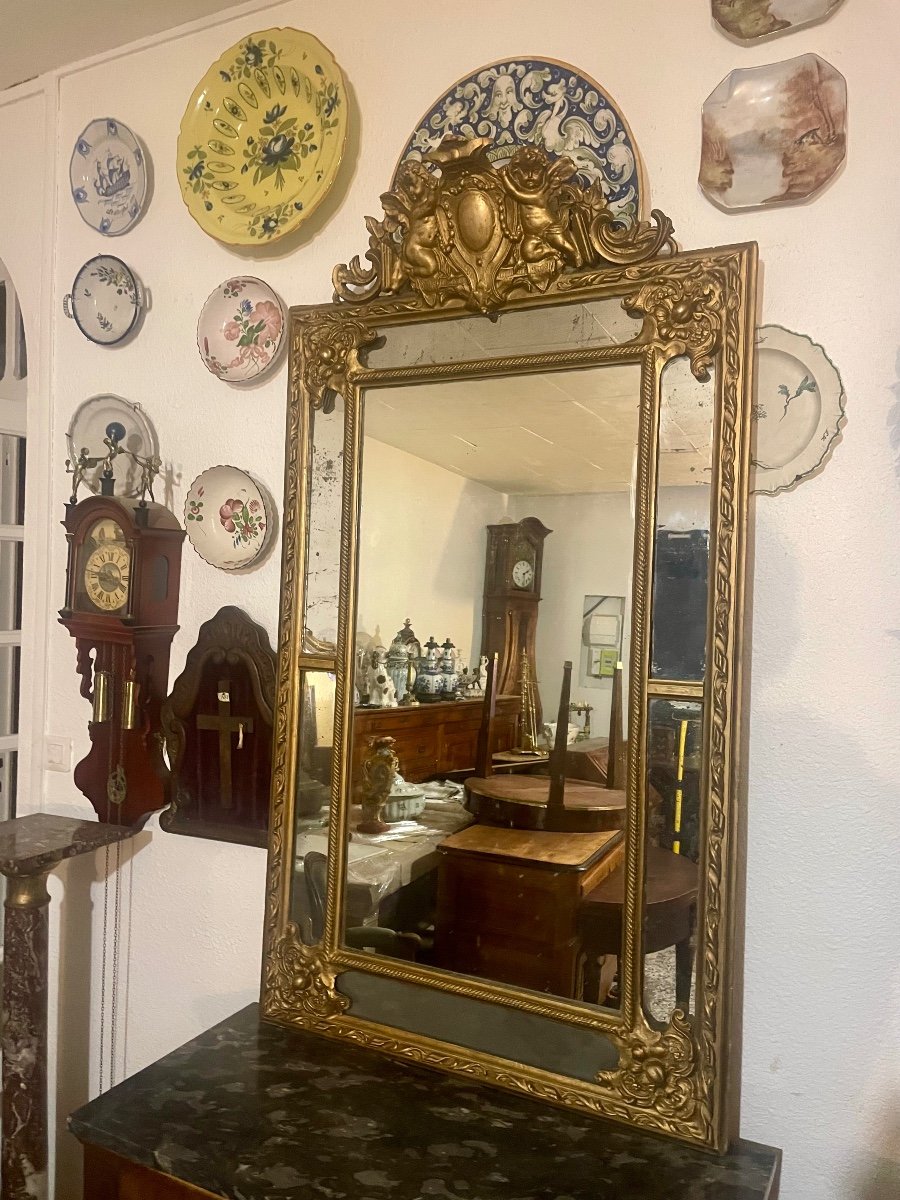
502,148 -> 582,267
383,160 -> 442,285
65,446 -> 98,504
134,452 -> 162,505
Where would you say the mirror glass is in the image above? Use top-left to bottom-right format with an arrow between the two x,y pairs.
304,396 -> 345,649
344,335 -> 643,1007
644,697 -> 703,1023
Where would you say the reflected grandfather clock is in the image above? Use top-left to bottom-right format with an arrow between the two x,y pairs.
59,495 -> 184,826
481,517 -> 551,709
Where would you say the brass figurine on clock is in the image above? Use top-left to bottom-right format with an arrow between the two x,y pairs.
60,495 -> 185,826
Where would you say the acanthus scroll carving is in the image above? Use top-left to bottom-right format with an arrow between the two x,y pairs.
265,925 -> 350,1020
598,1011 -> 706,1130
625,262 -> 730,380
292,314 -> 377,412
333,137 -> 675,313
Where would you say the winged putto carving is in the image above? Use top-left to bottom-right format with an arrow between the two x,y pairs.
333,136 -> 675,312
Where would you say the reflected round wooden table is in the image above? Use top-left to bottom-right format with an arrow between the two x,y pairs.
464,774 -> 626,832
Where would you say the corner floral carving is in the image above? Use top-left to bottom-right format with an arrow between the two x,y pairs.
292,313 -> 377,411
625,264 -> 729,380
332,137 -> 675,313
598,1011 -> 704,1128
265,924 -> 350,1020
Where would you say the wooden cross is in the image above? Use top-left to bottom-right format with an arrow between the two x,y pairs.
196,679 -> 254,809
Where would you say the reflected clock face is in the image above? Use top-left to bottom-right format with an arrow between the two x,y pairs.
511,559 -> 534,589
78,519 -> 131,614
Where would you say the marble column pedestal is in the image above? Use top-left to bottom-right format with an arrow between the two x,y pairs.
0,814 -> 132,1200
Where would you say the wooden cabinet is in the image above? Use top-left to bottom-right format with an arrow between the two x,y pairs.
83,1144 -> 216,1199
434,825 -> 624,997
352,696 -> 519,784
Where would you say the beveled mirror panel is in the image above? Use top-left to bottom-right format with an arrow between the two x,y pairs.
264,138 -> 756,1153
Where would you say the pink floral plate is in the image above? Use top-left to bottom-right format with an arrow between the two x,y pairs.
197,276 -> 285,382
184,465 -> 272,569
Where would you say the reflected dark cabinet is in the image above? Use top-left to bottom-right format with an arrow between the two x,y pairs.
651,529 -> 709,680
352,696 -> 519,784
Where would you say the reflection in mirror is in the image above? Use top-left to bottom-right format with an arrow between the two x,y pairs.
346,353 -> 644,1008
304,396 -> 345,649
643,697 -> 703,1024
291,669 -> 336,945
651,358 -> 715,681
365,298 -> 642,370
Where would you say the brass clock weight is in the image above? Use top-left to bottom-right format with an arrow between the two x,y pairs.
60,425 -> 184,826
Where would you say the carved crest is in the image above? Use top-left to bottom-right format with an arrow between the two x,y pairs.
333,137 -> 675,313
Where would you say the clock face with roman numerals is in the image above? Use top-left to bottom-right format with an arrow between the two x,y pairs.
76,518 -> 132,615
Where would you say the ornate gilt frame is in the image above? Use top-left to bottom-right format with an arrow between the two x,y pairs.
262,139 -> 757,1153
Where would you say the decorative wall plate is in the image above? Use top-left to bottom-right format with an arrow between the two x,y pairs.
62,255 -> 143,345
67,395 -> 158,497
396,58 -> 643,225
177,28 -> 347,246
711,0 -> 845,42
751,325 -> 845,495
197,276 -> 286,382
70,118 -> 147,235
185,466 -> 271,569
700,54 -> 846,211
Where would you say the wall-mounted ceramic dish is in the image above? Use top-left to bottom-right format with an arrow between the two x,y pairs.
63,255 -> 143,345
700,53 -> 846,211
185,465 -> 271,569
197,277 -> 286,382
176,27 -> 347,246
70,118 -> 147,235
396,57 -> 643,225
66,395 -> 158,496
711,0 -> 845,42
751,324 -> 845,495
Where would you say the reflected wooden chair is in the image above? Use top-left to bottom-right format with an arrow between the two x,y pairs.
577,845 -> 698,1006
302,851 -> 424,961
465,661 -> 627,832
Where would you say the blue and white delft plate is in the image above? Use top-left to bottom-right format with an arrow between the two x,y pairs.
63,255 -> 143,346
396,58 -> 643,225
70,118 -> 147,236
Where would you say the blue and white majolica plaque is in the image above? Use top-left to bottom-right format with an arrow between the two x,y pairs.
396,59 -> 643,224
69,118 -> 147,236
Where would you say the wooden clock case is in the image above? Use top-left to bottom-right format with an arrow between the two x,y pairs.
59,496 -> 185,826
481,516 -> 551,700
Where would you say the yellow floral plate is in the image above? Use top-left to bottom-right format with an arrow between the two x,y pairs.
177,28 -> 347,246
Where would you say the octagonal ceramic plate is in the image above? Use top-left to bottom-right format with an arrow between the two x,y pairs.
197,276 -> 286,382
177,27 -> 347,246
751,325 -> 845,495
711,0 -> 845,43
185,465 -> 272,569
700,54 -> 846,211
70,118 -> 147,235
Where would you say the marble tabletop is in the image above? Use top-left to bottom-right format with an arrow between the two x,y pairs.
0,813 -> 132,876
70,1004 -> 781,1199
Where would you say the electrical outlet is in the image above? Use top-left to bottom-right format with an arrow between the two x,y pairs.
45,737 -> 72,773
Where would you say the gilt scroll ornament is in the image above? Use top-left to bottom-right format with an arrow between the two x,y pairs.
333,138 -> 674,313
266,926 -> 350,1020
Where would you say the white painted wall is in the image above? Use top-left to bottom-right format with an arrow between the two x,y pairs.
0,1 -> 897,1197
358,437 -> 507,665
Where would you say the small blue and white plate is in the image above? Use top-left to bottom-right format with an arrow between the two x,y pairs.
69,118 -> 147,236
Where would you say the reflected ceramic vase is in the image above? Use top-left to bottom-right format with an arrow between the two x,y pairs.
415,643 -> 444,703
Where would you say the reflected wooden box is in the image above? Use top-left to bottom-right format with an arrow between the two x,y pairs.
434,825 -> 624,998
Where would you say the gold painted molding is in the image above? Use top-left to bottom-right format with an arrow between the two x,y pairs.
264,138 -> 757,1153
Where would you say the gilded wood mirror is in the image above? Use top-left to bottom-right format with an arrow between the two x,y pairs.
263,138 -> 757,1152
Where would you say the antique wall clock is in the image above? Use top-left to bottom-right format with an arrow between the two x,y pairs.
59,495 -> 185,825
481,517 -> 551,707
